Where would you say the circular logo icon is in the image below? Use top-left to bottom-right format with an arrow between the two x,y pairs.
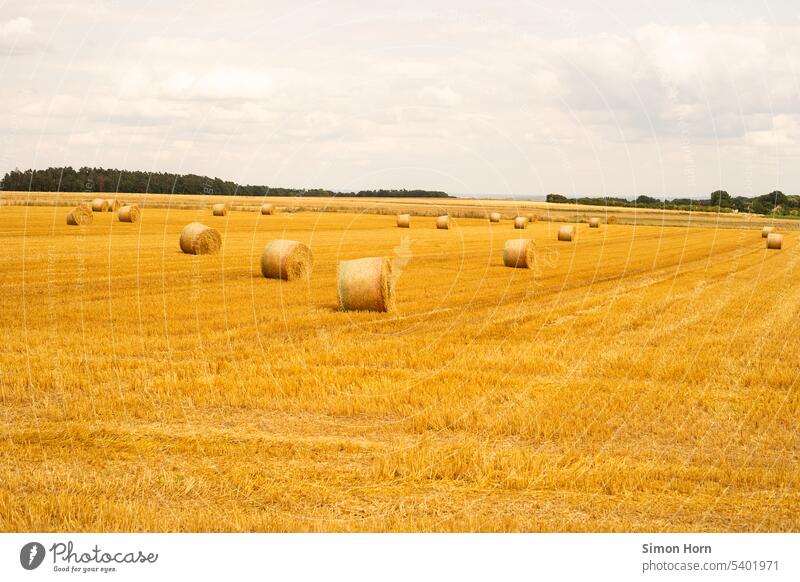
20,542 -> 46,570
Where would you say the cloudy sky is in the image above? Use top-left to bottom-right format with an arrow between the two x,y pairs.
2,0 -> 800,198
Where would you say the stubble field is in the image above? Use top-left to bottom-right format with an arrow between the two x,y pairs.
0,202 -> 798,532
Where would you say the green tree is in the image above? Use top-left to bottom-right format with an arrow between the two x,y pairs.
765,190 -> 787,206
710,190 -> 731,207
636,195 -> 660,206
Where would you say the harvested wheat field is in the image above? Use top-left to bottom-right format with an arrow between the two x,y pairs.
0,202 -> 798,533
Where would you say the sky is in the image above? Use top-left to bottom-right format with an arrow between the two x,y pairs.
2,0 -> 800,198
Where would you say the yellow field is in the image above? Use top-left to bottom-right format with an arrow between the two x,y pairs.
5,190 -> 798,230
1,203 -> 798,532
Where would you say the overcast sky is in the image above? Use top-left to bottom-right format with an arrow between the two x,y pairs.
2,1 -> 800,198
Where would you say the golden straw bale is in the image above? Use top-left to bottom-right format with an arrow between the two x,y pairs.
436,215 -> 450,229
514,216 -> 527,229
260,240 -> 313,281
66,204 -> 93,226
106,199 -> 121,212
767,233 -> 783,250
762,226 -> 775,238
489,212 -> 501,223
260,204 -> 274,215
179,222 -> 222,255
397,214 -> 411,228
212,203 -> 228,216
558,225 -> 575,241
337,257 -> 395,312
503,239 -> 535,268
118,205 -> 140,223
589,217 -> 601,228
91,198 -> 108,212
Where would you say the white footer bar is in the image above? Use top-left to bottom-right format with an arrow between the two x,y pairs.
1,534 -> 796,581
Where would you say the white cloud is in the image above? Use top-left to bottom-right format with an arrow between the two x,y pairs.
0,16 -> 35,52
418,85 -> 462,107
158,67 -> 275,101
4,1 -> 800,196
1,16 -> 32,39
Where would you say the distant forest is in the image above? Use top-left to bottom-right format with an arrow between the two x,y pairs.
547,190 -> 800,216
0,166 -> 451,198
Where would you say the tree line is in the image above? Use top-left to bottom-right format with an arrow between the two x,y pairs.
546,190 -> 800,216
0,166 -> 451,198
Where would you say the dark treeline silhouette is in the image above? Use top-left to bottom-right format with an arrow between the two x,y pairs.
546,190 -> 800,216
0,167 -> 451,198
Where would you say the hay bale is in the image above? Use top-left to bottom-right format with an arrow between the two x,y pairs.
589,217 -> 601,228
260,240 -> 312,280
529,214 -> 540,223
503,239 -> 535,268
212,203 -> 228,216
260,204 -> 274,215
558,225 -> 575,241
337,257 -> 395,312
762,226 -> 775,238
91,198 -> 108,212
607,215 -> 618,224
118,205 -> 140,223
66,204 -> 93,226
767,233 -> 783,250
489,212 -> 501,223
514,216 -> 527,229
106,199 -> 121,212
397,214 -> 411,228
436,215 -> 450,229
179,222 -> 222,255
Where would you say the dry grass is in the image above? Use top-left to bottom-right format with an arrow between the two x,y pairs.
0,202 -> 798,532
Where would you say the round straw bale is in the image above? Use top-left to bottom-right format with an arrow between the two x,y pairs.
212,203 -> 228,216
589,217 -> 601,228
766,233 -> 783,250
503,239 -> 535,268
514,216 -> 527,229
558,224 -> 575,241
397,214 -> 411,228
607,215 -> 618,224
66,204 -> 93,226
529,214 -> 539,223
762,226 -> 775,238
179,222 -> 222,255
260,240 -> 312,280
489,212 -> 501,223
118,204 -> 140,223
106,199 -> 121,212
436,215 -> 450,229
91,198 -> 108,212
260,203 -> 274,215
337,257 -> 395,312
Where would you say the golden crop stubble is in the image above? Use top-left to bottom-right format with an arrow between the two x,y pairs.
0,203 -> 797,533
